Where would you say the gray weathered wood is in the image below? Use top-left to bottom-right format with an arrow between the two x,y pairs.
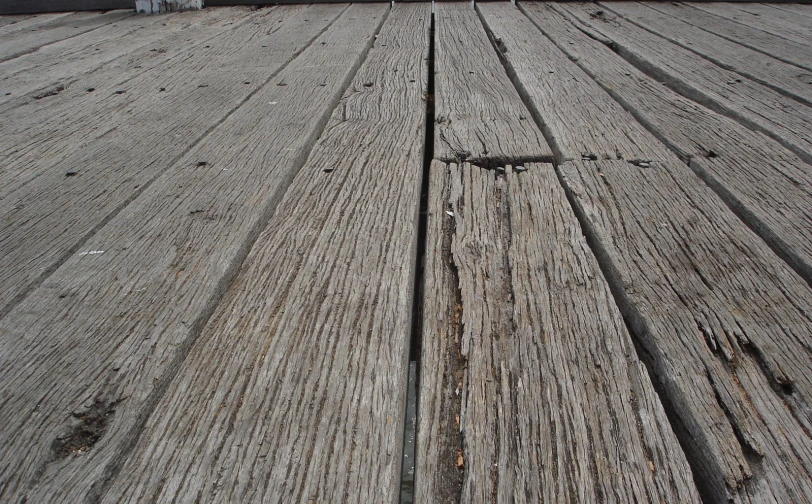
0,5 -> 386,502
524,2 -> 812,294
136,0 -> 202,14
555,2 -> 812,165
0,10 -> 133,61
99,5 -> 427,503
416,160 -> 701,503
598,1 -> 812,106
433,2 -> 551,164
646,2 -> 812,72
0,12 -> 72,32
689,2 -> 812,46
0,5 -> 340,317
768,3 -> 812,20
480,3 -> 812,502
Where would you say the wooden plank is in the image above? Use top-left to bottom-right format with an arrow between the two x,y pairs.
479,3 -> 812,503
99,5 -> 427,503
689,2 -> 812,46
0,10 -> 133,61
597,1 -> 812,107
0,12 -> 73,32
433,2 -> 550,164
0,5 -> 341,317
416,160 -> 701,503
0,14 -> 40,28
768,3 -> 812,20
646,2 -> 812,72
523,3 -> 812,289
555,3 -> 812,165
0,1 -> 132,16
0,4 -> 386,502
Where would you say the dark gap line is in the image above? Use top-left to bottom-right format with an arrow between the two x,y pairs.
680,2 -> 810,47
0,7 -> 312,322
486,4 -> 722,503
86,5 -> 380,502
400,9 -> 434,504
597,1 -> 812,108
652,2 -> 812,73
434,154 -> 555,168
534,5 -> 812,289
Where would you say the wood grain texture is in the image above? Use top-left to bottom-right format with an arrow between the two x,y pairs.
479,4 -> 812,502
0,8 -> 241,104
433,2 -> 550,164
768,3 -> 812,20
554,2 -> 812,166
100,5 -> 427,503
0,10 -> 133,61
416,160 -> 701,503
0,12 -> 72,32
598,1 -> 812,106
648,2 -> 812,72
524,2 -> 812,300
0,5 -> 386,502
0,5 -> 341,316
689,2 -> 812,46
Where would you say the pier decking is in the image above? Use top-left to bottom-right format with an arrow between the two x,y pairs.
1,2 -> 811,502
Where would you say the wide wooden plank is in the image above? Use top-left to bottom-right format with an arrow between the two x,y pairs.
0,12 -> 71,32
416,160 -> 700,503
0,14 -> 36,28
598,1 -> 812,106
648,2 -> 812,72
433,2 -> 550,164
0,5 -> 386,502
479,3 -> 812,502
0,5 -> 343,317
0,10 -> 133,61
100,5 -> 426,503
769,3 -> 812,20
555,2 -> 812,165
689,2 -> 812,46
524,3 -> 812,295
0,8 -> 243,103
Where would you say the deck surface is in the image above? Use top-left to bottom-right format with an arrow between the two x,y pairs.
0,2 -> 811,503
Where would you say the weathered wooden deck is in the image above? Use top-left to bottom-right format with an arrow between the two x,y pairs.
0,2 -> 811,503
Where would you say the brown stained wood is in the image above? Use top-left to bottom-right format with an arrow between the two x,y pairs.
480,3 -> 812,502
689,2 -> 812,46
0,10 -> 133,62
416,160 -> 701,503
598,2 -> 812,106
0,5 -> 344,317
0,5 -> 386,502
554,2 -> 812,165
0,8 -> 243,103
100,5 -> 427,503
648,2 -> 812,72
523,3 -> 812,298
433,2 -> 551,164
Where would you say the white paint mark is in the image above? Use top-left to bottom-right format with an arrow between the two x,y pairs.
445,211 -> 454,217
79,250 -> 105,256
269,101 -> 278,105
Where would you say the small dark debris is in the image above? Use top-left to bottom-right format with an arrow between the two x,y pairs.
277,82 -> 287,87
65,170 -> 77,177
114,90 -> 126,95
323,167 -> 334,173
86,87 -> 95,92
198,84 -> 209,88
189,209 -> 204,215
363,82 -> 374,88
244,81 -> 250,85
34,84 -> 65,100
196,161 -> 208,167
204,45 -> 210,48
4,92 -> 10,96
52,399 -> 119,460
705,150 -> 718,158
409,79 -> 416,83
582,154 -> 598,161
159,87 -> 166,92
495,38 -> 508,53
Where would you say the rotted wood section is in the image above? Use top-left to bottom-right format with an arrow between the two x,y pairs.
416,160 -> 701,503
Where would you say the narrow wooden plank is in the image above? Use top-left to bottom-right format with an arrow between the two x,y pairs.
555,3 -> 812,165
0,5 -> 386,502
646,2 -> 812,72
0,14 -> 36,28
480,4 -> 812,502
0,12 -> 72,33
0,1 -> 132,16
100,5 -> 427,502
768,3 -> 812,20
597,1 -> 812,106
0,10 -> 133,61
689,2 -> 812,46
0,5 -> 339,316
0,8 -> 242,103
524,3 -> 812,290
433,2 -> 550,164
416,160 -> 701,503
